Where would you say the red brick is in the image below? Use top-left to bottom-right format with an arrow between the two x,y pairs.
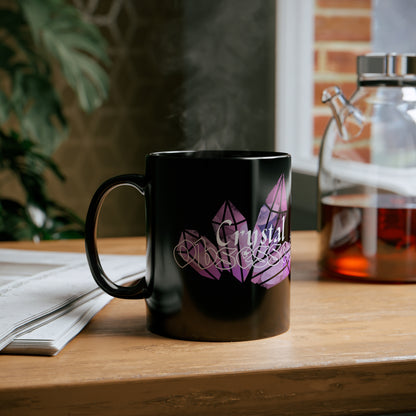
314,50 -> 319,71
314,134 -> 371,161
333,142 -> 371,163
317,0 -> 372,9
326,51 -> 360,74
314,115 -> 332,139
315,15 -> 371,42
314,113 -> 372,140
355,123 -> 371,141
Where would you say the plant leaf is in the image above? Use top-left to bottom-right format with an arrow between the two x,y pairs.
0,198 -> 33,241
0,43 -> 15,71
0,91 -> 10,124
18,0 -> 110,112
11,71 -> 67,154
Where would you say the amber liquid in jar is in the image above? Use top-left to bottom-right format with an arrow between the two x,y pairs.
320,194 -> 416,282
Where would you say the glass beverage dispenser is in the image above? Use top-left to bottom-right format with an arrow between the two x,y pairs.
319,53 -> 416,282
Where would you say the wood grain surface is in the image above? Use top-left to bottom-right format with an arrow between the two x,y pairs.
1,231 -> 415,415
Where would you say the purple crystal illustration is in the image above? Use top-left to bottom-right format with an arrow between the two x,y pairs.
173,174 -> 290,289
212,201 -> 251,282
251,241 -> 291,289
174,230 -> 221,280
252,174 -> 287,262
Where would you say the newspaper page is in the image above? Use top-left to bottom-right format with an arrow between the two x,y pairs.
0,249 -> 145,356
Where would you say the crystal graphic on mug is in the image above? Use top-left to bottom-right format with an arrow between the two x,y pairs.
251,175 -> 290,287
173,174 -> 290,289
212,200 -> 251,282
251,241 -> 291,289
175,230 -> 222,280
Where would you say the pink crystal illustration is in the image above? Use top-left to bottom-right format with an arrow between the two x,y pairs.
212,201 -> 251,282
252,174 -> 287,264
174,230 -> 221,280
251,241 -> 291,289
173,174 -> 290,289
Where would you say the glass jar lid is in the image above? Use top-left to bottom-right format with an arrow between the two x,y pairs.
357,53 -> 416,85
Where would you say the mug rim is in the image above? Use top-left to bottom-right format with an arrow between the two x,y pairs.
147,150 -> 291,160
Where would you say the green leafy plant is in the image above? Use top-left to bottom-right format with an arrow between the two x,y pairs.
0,0 -> 109,240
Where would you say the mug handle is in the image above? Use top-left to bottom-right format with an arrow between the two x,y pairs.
85,174 -> 150,299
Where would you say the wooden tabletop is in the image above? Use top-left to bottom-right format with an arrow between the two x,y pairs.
1,231 -> 416,416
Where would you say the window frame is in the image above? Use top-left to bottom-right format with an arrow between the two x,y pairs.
275,0 -> 317,175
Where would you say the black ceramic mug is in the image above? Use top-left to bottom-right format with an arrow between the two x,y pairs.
85,150 -> 291,341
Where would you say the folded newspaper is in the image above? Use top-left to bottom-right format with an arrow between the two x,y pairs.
0,249 -> 145,356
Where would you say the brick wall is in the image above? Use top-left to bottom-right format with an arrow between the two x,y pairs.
313,0 -> 372,155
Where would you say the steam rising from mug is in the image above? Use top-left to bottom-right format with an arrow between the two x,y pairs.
176,0 -> 275,150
